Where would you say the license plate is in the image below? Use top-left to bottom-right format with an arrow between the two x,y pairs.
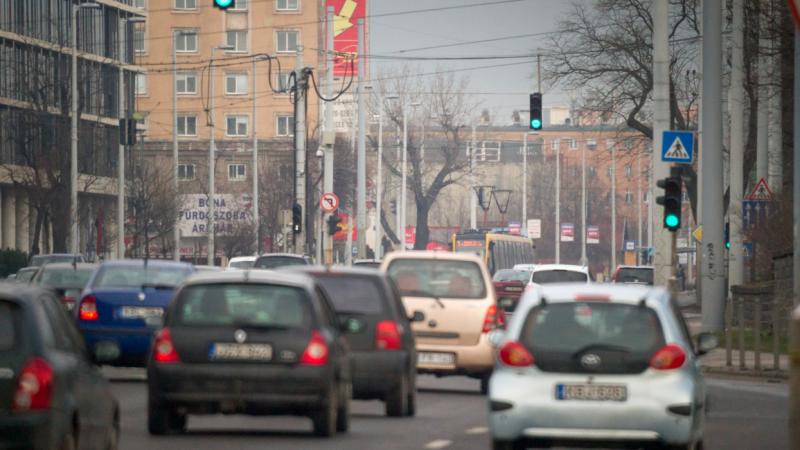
120,306 -> 163,319
555,384 -> 627,402
417,352 -> 455,365
210,343 -> 273,361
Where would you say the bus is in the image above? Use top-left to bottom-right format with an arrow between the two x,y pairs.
452,231 -> 535,275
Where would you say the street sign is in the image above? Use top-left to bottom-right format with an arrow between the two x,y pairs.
586,226 -> 600,244
624,240 -> 636,251
319,192 -> 340,212
661,130 -> 694,163
508,221 -> 521,235
692,226 -> 702,242
560,223 -> 574,242
743,200 -> 772,228
527,219 -> 541,239
745,177 -> 773,201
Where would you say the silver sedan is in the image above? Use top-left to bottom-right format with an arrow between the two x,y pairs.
488,284 -> 716,450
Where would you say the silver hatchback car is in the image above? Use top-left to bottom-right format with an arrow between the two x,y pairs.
488,284 -> 716,450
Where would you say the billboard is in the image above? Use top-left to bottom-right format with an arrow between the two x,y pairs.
178,194 -> 252,238
326,0 -> 366,77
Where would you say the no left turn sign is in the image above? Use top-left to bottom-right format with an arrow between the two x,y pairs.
320,192 -> 339,213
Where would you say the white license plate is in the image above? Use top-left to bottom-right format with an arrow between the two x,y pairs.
417,352 -> 455,366
555,384 -> 627,402
210,343 -> 273,361
120,306 -> 163,319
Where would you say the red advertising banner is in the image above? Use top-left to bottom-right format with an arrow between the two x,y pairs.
560,223 -> 575,242
586,226 -> 600,244
326,0 -> 366,76
332,212 -> 357,241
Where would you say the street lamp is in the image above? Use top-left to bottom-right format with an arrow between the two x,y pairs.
252,55 -> 269,257
385,94 -> 403,248
172,29 -> 191,261
71,1 -> 100,255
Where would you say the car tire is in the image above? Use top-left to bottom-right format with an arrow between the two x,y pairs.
148,402 -> 186,435
312,386 -> 337,437
480,374 -> 491,395
492,439 -> 522,450
336,381 -> 351,433
386,374 -> 409,417
405,377 -> 417,417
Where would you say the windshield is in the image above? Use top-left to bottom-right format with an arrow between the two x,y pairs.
0,302 -> 16,351
93,265 -> 190,288
16,269 -> 36,283
616,268 -> 654,284
30,255 -> 82,266
35,267 -> 94,289
254,256 -> 308,270
493,269 -> 530,283
454,239 -> 485,258
175,283 -> 311,329
387,259 -> 486,299
532,269 -> 588,284
315,275 -> 385,314
229,260 -> 255,269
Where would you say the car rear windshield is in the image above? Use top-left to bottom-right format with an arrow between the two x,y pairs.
36,268 -> 94,289
532,270 -> 588,284
315,275 -> 385,314
254,256 -> 308,270
31,255 -> 82,266
387,259 -> 486,299
616,268 -> 654,284
520,302 -> 665,374
16,269 -> 36,283
0,302 -> 16,351
493,269 -> 530,283
229,260 -> 255,269
174,284 -> 311,329
93,266 -> 190,288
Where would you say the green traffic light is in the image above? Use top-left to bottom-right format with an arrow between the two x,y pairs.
214,0 -> 234,7
530,119 -> 542,129
726,241 -> 731,249
665,214 -> 680,228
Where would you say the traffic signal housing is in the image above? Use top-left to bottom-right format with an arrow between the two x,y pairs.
529,93 -> 543,130
213,0 -> 235,9
327,214 -> 342,236
655,167 -> 682,232
725,222 -> 730,249
292,203 -> 302,234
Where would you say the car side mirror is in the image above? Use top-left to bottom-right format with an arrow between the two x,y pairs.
408,310 -> 425,323
487,329 -> 505,348
696,332 -> 718,355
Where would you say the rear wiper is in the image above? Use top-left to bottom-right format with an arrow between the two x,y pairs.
231,321 -> 292,330
141,283 -> 175,290
405,290 -> 445,309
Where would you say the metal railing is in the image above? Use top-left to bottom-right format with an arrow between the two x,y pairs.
725,293 -> 786,372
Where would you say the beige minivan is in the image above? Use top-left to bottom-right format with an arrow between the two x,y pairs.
381,251 -> 502,394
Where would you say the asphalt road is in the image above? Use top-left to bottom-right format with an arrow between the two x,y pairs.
107,369 -> 788,450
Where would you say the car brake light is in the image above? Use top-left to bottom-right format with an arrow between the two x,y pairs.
301,331 -> 329,365
12,358 -> 53,412
650,344 -> 686,370
499,341 -> 534,367
79,295 -> 98,321
482,305 -> 504,333
153,328 -> 180,363
375,321 -> 402,350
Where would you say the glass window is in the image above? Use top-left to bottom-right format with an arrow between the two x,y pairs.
178,164 -> 195,180
315,276 -> 386,314
228,164 -> 246,180
0,302 -> 17,351
615,267 -> 654,285
175,284 -> 311,329
625,164 -> 633,178
175,31 -> 198,52
225,73 -> 248,95
570,138 -> 578,150
587,139 -> 597,150
133,0 -> 146,8
226,115 -> 248,136
174,0 -> 196,10
531,269 -> 588,284
625,191 -> 634,204
276,0 -> 299,10
226,31 -> 248,52
276,71 -> 291,92
176,72 -> 197,94
177,115 -> 197,136
386,259 -> 487,299
492,269 -> 531,283
228,0 -> 247,10
550,139 -> 559,151
34,267 -> 94,289
93,265 -> 191,289
606,139 -> 615,149
276,115 -> 294,136
253,255 -> 308,269
134,28 -> 145,53
135,73 -> 147,95
276,30 -> 299,53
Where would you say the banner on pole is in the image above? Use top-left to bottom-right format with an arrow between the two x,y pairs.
560,223 -> 575,242
586,226 -> 600,244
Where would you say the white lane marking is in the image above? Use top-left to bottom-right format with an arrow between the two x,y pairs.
424,439 -> 453,449
465,426 -> 488,435
706,378 -> 789,398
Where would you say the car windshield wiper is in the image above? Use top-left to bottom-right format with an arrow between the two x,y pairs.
141,283 -> 176,290
404,290 -> 445,309
231,321 -> 292,331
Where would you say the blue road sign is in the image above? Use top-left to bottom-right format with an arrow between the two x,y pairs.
742,200 -> 771,228
661,130 -> 694,163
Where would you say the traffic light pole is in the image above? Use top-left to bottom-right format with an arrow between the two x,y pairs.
728,0 -> 745,298
294,46 -> 307,256
323,6 -> 335,264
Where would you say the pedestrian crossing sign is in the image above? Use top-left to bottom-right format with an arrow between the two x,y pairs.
661,130 -> 694,163
745,177 -> 773,201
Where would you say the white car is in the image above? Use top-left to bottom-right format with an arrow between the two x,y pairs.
529,264 -> 591,284
227,256 -> 256,269
488,283 -> 715,450
512,264 -> 537,272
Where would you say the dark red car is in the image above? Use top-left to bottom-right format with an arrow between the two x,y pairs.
492,269 -> 532,315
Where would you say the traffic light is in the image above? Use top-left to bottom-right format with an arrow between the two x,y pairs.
292,203 -> 302,234
213,0 -> 235,9
725,222 -> 730,249
327,214 -> 342,236
529,93 -> 543,130
118,118 -> 137,145
655,167 -> 682,232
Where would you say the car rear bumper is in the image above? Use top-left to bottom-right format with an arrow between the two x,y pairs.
416,334 -> 494,375
489,369 -> 701,446
350,351 -> 408,399
79,325 -> 154,366
0,411 -> 61,450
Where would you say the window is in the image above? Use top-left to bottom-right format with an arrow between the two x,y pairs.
587,139 -> 597,151
176,72 -> 197,94
276,30 -> 299,53
228,0 -> 247,10
134,28 -> 145,53
133,0 -> 145,8
226,30 -> 248,52
135,114 -> 147,130
226,115 -> 248,136
177,114 -> 197,136
606,139 -> 615,150
550,139 -> 559,151
225,73 -> 248,95
607,166 -> 614,179
625,164 -> 632,178
178,164 -> 195,180
228,164 -> 246,180
624,138 -> 634,150
276,0 -> 299,10
571,167 -> 578,177
276,114 -> 294,136
276,71 -> 291,92
625,191 -> 634,204
570,138 -> 578,150
175,31 -> 198,52
174,0 -> 196,10
135,73 -> 147,95
589,167 -> 597,177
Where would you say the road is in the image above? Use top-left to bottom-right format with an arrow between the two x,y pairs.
107,370 -> 788,450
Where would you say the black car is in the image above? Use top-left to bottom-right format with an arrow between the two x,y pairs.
0,283 -> 119,450
290,266 -> 421,416
31,263 -> 98,312
253,253 -> 311,270
147,270 -> 352,437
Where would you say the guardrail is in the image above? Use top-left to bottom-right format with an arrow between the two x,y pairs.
724,286 -> 788,372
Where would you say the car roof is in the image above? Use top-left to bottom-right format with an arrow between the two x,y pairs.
256,253 -> 306,259
17,266 -> 39,273
0,282 -> 53,303
525,283 -> 666,306
287,265 -> 386,278
38,263 -> 98,270
531,264 -> 589,273
98,259 -> 193,269
381,250 -> 483,264
228,256 -> 256,262
182,268 -> 316,289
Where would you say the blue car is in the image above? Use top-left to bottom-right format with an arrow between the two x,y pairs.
76,260 -> 195,366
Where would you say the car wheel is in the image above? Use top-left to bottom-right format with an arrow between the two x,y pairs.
336,381 -> 351,433
385,374 -> 409,417
480,374 -> 491,395
148,401 -> 186,435
492,439 -> 522,450
312,386 -> 337,437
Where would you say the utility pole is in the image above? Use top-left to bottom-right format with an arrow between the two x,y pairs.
395,124 -> 402,240
756,3 -> 769,183
610,143 -> 616,270
70,4 -> 81,255
652,0 -> 673,287
701,0 -> 725,331
790,25 -> 800,450
728,0 -> 745,299
400,102 -> 408,249
555,140 -> 561,264
522,133 -> 527,236
768,24 -> 783,194
470,124 -> 477,230
356,18 -> 366,259
323,6 -> 335,264
252,56 -> 260,256
375,107 -> 384,259
294,45 -> 307,255
118,17 -> 127,259
580,136 -> 587,266
637,151 -> 643,265
172,30 -> 180,261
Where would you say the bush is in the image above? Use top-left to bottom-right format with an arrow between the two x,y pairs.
0,249 -> 29,278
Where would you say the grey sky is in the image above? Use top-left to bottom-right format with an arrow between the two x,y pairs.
368,0 -> 573,124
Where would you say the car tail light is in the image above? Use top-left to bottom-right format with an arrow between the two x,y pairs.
153,328 -> 180,364
62,296 -> 77,311
78,295 -> 98,321
650,344 -> 686,370
482,305 -> 505,333
301,331 -> 329,365
12,358 -> 53,412
499,341 -> 534,367
375,321 -> 402,350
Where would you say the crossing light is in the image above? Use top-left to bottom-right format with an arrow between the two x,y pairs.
655,167 -> 682,232
529,93 -> 543,130
292,203 -> 302,234
327,214 -> 342,236
725,222 -> 730,249
213,0 -> 235,9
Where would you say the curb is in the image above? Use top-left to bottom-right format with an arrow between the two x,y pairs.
702,366 -> 788,381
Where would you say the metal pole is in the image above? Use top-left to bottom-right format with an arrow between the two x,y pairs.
395,124 -> 402,241
755,3 -> 769,183
728,0 -> 745,297
323,6 -> 335,263
294,45 -> 307,255
470,124 -> 477,229
356,18 -> 366,258
252,57 -> 259,255
611,143 -> 615,270
70,4 -> 79,255
522,133 -> 527,235
768,21 -> 782,194
580,136 -> 587,266
555,141 -> 561,264
791,26 -> 800,438
701,0 -> 725,331
637,151 -> 643,265
208,48 -> 217,266
172,31 -> 180,261
400,102 -> 408,250
652,0 -> 672,287
375,108 -> 384,258
118,18 -> 126,259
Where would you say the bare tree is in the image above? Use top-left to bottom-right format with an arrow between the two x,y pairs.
127,161 -> 182,259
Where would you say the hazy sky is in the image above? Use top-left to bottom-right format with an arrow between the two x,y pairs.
368,0 -> 574,124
